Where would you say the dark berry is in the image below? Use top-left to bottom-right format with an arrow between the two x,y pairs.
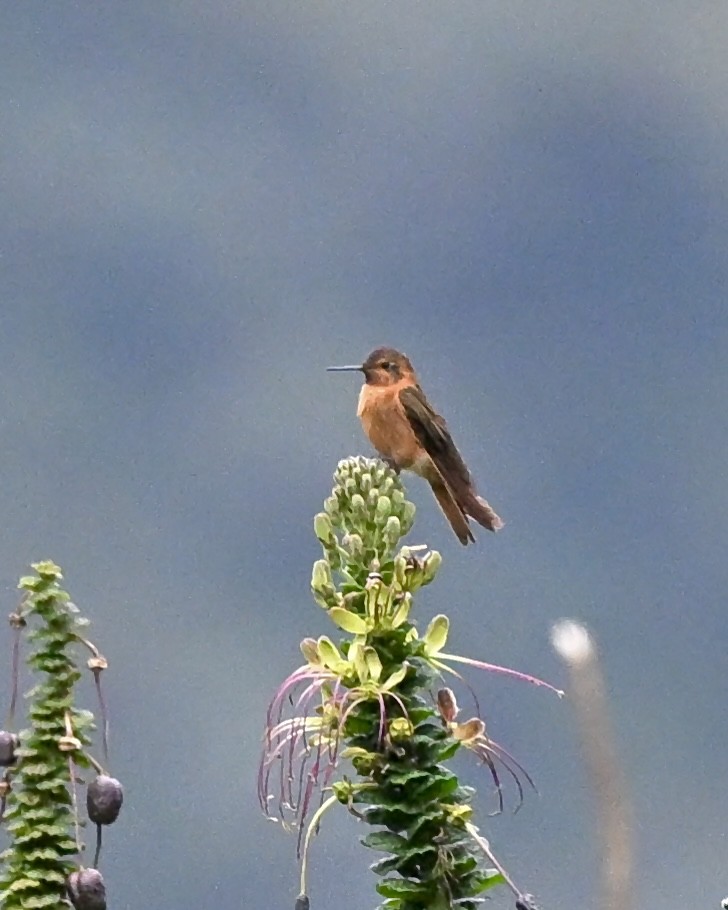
87,775 -> 123,825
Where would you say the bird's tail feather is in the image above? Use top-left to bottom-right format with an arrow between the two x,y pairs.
429,478 -> 475,545
464,494 -> 504,533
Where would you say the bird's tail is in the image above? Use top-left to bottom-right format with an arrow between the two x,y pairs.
463,493 -> 504,533
429,477 -> 475,545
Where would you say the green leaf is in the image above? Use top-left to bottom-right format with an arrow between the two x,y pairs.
401,769 -> 456,800
13,791 -> 42,806
5,878 -> 42,893
359,790 -> 414,810
24,894 -> 69,909
376,879 -> 431,899
16,762 -> 55,778
451,855 -> 479,876
11,807 -> 61,823
363,807 -> 413,829
413,720 -> 446,737
396,843 -> 438,864
33,823 -> 71,837
469,871 -> 506,894
24,846 -> 68,862
406,808 -> 448,837
377,900 -> 403,910
438,740 -> 460,761
406,706 -> 436,724
361,831 -> 408,851
384,768 -> 431,787
415,774 -> 459,803
370,855 -> 402,876
24,868 -> 66,885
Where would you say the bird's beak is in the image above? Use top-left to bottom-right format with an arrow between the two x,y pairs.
326,364 -> 363,372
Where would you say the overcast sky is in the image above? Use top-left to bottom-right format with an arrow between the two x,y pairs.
1,3 -> 727,909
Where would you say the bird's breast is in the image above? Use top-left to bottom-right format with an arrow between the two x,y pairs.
357,384 -> 424,468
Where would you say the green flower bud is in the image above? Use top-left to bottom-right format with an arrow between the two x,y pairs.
383,515 -> 401,546
389,717 -> 414,741
350,493 -> 366,518
31,560 -> 63,580
343,746 -> 378,775
391,489 -> 405,508
421,550 -> 443,585
336,458 -> 352,478
375,458 -> 395,478
401,500 -> 416,533
442,803 -> 473,823
300,637 -> 320,664
375,495 -> 392,525
314,512 -> 334,544
393,554 -> 408,586
378,476 -> 394,496
331,779 -> 356,804
342,533 -> 364,559
398,555 -> 422,592
323,495 -> 340,519
311,559 -> 333,593
360,472 -> 372,493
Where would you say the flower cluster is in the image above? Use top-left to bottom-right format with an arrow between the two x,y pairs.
0,561 -> 123,910
259,458 -> 561,910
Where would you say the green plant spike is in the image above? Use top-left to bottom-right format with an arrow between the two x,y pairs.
261,458 -> 560,910
0,562 -> 97,910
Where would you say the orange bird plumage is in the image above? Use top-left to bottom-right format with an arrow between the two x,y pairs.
328,347 -> 503,545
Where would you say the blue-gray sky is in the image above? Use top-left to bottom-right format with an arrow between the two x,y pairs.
1,3 -> 727,908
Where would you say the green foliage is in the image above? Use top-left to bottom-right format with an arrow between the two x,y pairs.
0,562 -> 97,910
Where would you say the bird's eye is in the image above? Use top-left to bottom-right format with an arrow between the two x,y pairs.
381,361 -> 395,371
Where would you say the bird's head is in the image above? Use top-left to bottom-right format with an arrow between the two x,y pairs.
328,347 -> 415,387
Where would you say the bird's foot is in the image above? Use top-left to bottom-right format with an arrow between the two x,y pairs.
382,456 -> 401,475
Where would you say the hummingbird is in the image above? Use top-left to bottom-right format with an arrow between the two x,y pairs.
328,347 -> 503,544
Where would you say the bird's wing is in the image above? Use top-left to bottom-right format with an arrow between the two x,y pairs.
399,385 -> 473,496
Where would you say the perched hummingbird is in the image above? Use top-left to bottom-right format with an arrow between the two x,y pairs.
328,347 -> 503,545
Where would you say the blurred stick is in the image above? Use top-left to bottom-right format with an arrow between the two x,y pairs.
551,621 -> 633,910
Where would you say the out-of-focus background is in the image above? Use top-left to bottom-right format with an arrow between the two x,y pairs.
1,3 -> 726,908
